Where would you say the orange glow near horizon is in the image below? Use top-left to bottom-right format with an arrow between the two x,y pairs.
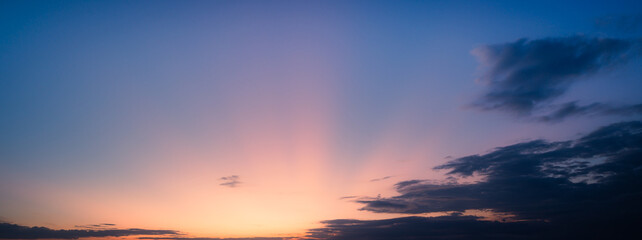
0,30 -> 443,238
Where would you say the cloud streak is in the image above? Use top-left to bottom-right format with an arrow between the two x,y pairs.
537,101 -> 642,122
369,176 -> 393,182
73,223 -> 117,229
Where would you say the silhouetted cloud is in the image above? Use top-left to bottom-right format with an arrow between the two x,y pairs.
316,121 -> 642,239
219,175 -> 241,188
0,222 -> 178,239
360,121 -> 642,218
306,215 -> 554,240
471,36 -> 642,121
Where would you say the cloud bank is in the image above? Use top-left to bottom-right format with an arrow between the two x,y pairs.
306,215 -> 549,240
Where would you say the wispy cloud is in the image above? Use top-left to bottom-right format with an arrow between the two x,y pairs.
536,101 -> 642,122
470,36 -> 642,122
369,176 -> 393,182
339,196 -> 358,200
73,223 -> 117,229
219,175 -> 242,188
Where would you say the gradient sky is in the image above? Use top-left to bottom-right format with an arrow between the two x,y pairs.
2,0 -> 642,239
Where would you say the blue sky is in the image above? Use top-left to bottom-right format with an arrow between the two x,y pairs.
1,1 -> 642,239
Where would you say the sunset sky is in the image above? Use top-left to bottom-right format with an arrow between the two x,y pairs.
2,1 -> 642,239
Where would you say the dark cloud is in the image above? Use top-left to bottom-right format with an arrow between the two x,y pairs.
219,175 -> 241,188
360,121 -> 642,218
471,36 -> 641,121
0,222 -> 178,239
331,121 -> 642,239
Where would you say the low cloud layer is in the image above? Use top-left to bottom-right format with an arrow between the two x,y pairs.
0,222 -> 295,240
140,238 -> 291,240
306,215 -> 550,240
0,222 -> 178,239
319,121 -> 642,239
471,36 -> 642,121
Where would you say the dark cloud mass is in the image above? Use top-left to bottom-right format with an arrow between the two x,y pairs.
0,222 -> 178,239
471,36 -> 641,121
319,121 -> 642,239
306,215 -> 551,240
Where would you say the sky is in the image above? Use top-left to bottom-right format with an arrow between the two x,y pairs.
1,0 -> 642,239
